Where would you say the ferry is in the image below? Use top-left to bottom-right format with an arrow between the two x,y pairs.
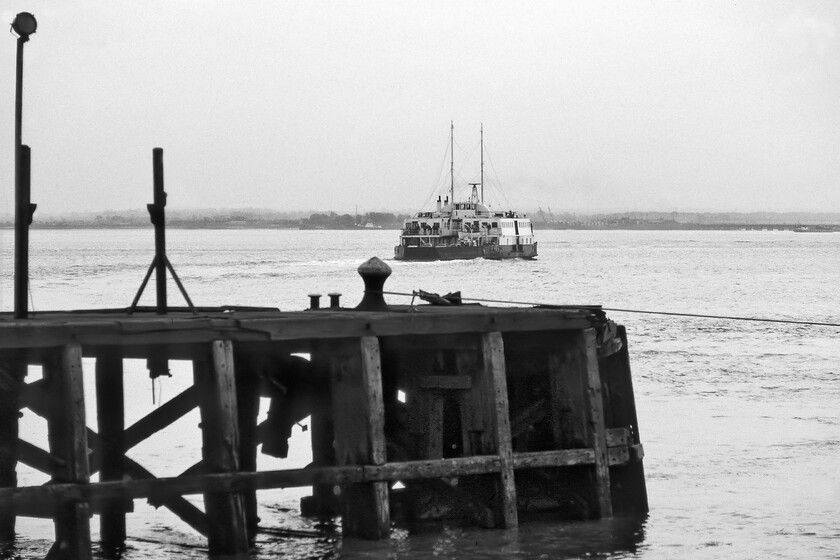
394,125 -> 538,261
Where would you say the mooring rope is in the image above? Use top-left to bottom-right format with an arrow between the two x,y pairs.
382,290 -> 840,328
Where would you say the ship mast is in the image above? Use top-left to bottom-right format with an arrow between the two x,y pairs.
450,121 -> 454,207
480,123 -> 484,203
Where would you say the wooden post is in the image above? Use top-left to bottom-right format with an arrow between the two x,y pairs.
95,351 -> 126,551
598,326 -> 648,514
234,356 -> 260,540
476,332 -> 518,528
44,344 -> 92,560
306,384 -> 339,516
193,341 -> 249,557
0,357 -> 25,541
328,336 -> 389,539
581,329 -> 613,518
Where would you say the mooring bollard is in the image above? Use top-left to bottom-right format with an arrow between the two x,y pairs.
308,294 -> 322,310
328,293 -> 342,309
356,257 -> 391,311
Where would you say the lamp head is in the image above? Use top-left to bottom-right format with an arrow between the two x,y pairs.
11,12 -> 37,40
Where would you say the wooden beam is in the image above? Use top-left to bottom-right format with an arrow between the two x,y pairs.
193,340 -> 249,557
0,446 -> 630,512
95,351 -> 126,550
17,438 -> 66,476
0,308 -> 595,350
479,332 -> 518,529
581,329 -> 613,518
234,351 -> 261,540
44,344 -> 92,560
327,337 -> 390,540
0,357 -> 24,540
598,326 -> 649,514
17,372 -> 207,536
121,386 -> 198,452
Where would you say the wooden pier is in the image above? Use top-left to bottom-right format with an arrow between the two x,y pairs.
0,258 -> 647,559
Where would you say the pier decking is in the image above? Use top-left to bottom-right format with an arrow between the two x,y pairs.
0,261 -> 647,559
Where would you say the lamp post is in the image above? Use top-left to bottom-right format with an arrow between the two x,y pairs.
11,12 -> 37,319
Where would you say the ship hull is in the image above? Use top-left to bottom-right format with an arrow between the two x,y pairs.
395,243 -> 537,261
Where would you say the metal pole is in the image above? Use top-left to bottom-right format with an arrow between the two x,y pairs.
149,148 -> 167,314
13,36 -> 28,319
14,146 -> 35,319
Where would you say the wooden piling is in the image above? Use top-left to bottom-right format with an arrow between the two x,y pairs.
193,340 -> 249,557
478,332 -> 518,528
581,329 -> 613,517
234,354 -> 261,540
0,292 -> 647,555
324,336 -> 390,539
0,356 -> 24,541
44,344 -> 92,560
598,326 -> 649,514
94,351 -> 126,550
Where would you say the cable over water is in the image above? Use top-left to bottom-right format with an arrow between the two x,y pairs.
382,290 -> 840,329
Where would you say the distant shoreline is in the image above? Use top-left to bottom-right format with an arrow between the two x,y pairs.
1,223 -> 837,232
1,210 -> 838,232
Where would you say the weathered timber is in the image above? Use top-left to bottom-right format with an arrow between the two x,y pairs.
480,332 -> 518,528
581,329 -> 613,518
0,447 -> 643,508
44,344 -> 92,560
193,340 -> 249,557
121,385 -> 198,451
0,307 -> 596,350
598,326 -> 649,514
234,353 -> 261,540
0,357 -> 24,540
0,284 -> 647,555
95,351 -> 126,550
17,374 -> 208,535
324,337 -> 390,539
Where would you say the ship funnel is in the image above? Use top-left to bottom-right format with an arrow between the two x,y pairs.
437,196 -> 441,211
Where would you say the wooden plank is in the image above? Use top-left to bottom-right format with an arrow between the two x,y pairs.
17,439 -> 66,476
418,375 -> 472,390
581,329 -> 613,518
512,448 -> 596,469
0,308 -> 595,350
480,332 -> 518,529
95,351 -> 126,549
0,446 -> 626,510
364,456 -> 501,480
193,340 -> 249,557
0,466 -> 365,506
44,344 -> 92,560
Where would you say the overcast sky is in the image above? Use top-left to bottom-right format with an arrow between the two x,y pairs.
1,1 -> 839,215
